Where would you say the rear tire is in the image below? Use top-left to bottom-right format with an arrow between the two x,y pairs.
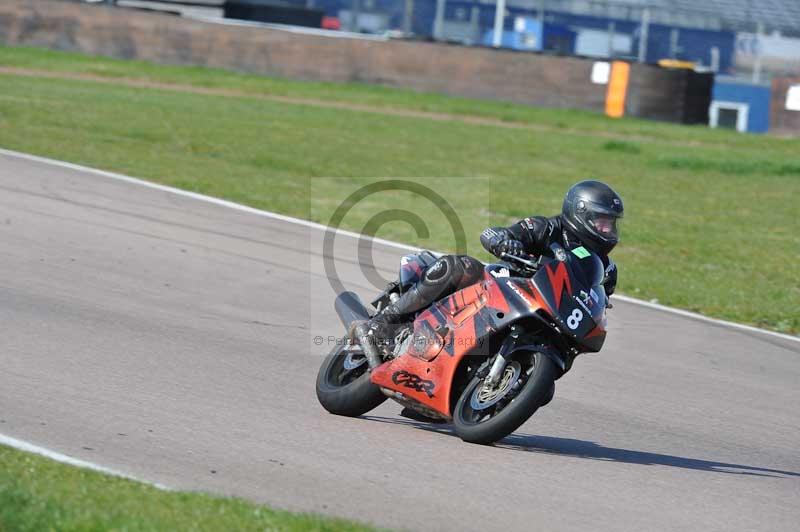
453,351 -> 556,445
316,344 -> 387,417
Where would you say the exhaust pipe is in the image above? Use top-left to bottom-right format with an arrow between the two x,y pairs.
334,291 -> 371,330
334,292 -> 382,369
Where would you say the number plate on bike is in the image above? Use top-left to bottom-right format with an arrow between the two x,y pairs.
558,296 -> 596,339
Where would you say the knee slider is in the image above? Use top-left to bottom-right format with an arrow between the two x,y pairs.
422,255 -> 460,286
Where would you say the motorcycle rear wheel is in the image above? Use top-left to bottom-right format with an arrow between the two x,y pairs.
316,343 -> 387,417
453,351 -> 556,445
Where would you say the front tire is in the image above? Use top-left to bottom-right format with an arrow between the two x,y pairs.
316,344 -> 387,417
453,351 -> 556,445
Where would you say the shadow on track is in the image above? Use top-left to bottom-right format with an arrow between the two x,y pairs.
361,415 -> 800,479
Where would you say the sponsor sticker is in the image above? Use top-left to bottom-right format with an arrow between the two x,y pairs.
490,267 -> 510,278
505,280 -> 536,310
590,288 -> 600,304
571,246 -> 591,259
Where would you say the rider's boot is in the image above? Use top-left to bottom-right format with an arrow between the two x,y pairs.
349,282 -> 430,349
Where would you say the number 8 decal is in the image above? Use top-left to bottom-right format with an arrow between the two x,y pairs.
567,308 -> 583,330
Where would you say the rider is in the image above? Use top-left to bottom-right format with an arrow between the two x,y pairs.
355,180 -> 624,345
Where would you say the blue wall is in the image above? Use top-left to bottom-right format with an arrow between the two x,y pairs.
538,10 -> 736,71
303,1 -> 736,71
712,81 -> 771,133
643,25 -> 735,73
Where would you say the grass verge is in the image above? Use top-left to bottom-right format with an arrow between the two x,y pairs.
0,444 -> 375,531
0,46 -> 797,334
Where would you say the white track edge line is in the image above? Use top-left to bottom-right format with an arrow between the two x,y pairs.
2,146 -> 797,345
611,295 -> 797,342
0,148 -> 419,252
0,433 -> 170,490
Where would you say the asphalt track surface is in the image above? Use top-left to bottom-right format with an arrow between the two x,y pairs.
1,153 -> 798,531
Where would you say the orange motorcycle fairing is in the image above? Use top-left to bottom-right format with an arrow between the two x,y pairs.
370,271 -> 544,418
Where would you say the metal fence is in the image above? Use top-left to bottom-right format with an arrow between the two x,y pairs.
89,0 -> 800,78
101,0 -> 799,36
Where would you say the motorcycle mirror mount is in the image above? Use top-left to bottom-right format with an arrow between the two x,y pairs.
549,243 -> 568,262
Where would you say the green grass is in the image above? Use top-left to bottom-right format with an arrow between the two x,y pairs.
0,445 -> 375,531
0,46 -> 798,334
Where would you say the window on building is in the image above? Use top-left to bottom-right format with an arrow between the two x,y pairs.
709,101 -> 749,132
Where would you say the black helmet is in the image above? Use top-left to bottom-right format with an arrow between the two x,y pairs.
562,180 -> 624,255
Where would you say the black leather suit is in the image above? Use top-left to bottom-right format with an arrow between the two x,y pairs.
479,215 -> 618,295
380,215 -> 617,323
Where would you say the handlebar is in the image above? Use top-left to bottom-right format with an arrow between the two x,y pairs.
500,252 -> 540,270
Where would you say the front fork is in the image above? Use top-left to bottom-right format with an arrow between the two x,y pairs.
484,325 -> 523,386
484,326 -> 569,386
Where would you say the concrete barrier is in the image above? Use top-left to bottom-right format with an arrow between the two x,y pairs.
0,0 -> 709,122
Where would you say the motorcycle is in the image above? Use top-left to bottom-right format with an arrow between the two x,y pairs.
315,243 -> 610,444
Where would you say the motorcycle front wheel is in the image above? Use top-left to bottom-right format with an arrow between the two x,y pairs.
453,351 -> 556,445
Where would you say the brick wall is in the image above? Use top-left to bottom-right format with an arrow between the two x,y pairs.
0,0 -> 707,122
770,77 -> 800,134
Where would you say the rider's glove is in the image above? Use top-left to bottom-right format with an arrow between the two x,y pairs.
481,228 -> 526,258
498,239 -> 525,257
604,260 -> 618,296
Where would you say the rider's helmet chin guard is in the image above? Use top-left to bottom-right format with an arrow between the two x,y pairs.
561,180 -> 624,255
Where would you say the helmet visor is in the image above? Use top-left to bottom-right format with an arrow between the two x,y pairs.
588,214 -> 621,240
